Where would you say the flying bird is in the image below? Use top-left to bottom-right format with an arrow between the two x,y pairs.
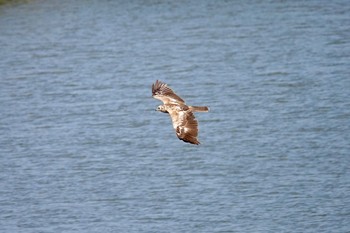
152,80 -> 209,145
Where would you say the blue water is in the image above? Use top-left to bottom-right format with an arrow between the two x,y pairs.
1,1 -> 349,232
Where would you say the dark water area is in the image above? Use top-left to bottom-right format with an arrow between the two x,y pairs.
1,1 -> 349,232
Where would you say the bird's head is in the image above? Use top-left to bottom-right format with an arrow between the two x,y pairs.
156,105 -> 168,113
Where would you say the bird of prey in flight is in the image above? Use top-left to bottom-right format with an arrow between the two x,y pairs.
152,80 -> 209,145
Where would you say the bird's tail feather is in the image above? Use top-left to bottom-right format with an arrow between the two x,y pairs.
189,106 -> 209,112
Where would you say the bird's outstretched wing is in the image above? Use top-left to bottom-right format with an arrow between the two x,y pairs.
152,80 -> 185,104
167,106 -> 200,145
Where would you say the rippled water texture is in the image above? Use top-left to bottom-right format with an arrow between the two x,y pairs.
1,1 -> 349,232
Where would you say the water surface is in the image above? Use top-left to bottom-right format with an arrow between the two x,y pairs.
0,1 -> 349,232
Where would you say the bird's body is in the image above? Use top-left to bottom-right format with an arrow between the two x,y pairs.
152,80 -> 209,145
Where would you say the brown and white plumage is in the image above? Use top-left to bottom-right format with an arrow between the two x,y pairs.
152,80 -> 209,145
152,80 -> 185,104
